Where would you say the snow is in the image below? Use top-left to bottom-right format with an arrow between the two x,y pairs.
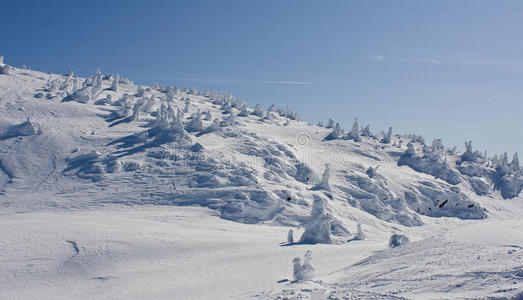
0,64 -> 522,299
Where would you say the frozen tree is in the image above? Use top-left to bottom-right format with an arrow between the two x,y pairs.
136,86 -> 145,97
185,112 -> 203,132
405,142 -> 416,157
287,229 -> 294,244
361,125 -> 372,137
0,55 -> 3,65
292,251 -> 315,281
381,127 -> 392,144
325,123 -> 343,140
237,106 -> 249,117
326,118 -> 334,129
184,98 -> 190,113
251,104 -> 264,117
459,141 -> 483,164
347,117 -> 361,142
510,152 -> 520,172
203,109 -> 212,121
299,196 -> 332,244
110,74 -> 119,92
354,223 -> 365,241
389,234 -> 410,247
313,164 -> 332,191
317,121 -> 324,127
366,166 -> 379,179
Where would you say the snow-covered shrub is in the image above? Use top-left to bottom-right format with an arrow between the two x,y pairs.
299,195 -> 350,244
136,86 -> 145,97
313,164 -> 332,191
366,166 -> 379,179
326,118 -> 334,129
353,223 -> 365,241
0,64 -> 12,75
381,127 -> 392,144
458,141 -> 483,165
110,74 -> 119,92
325,123 -> 343,140
389,234 -> 409,247
203,109 -> 212,121
346,118 -> 361,142
251,104 -> 264,117
185,113 -> 204,132
238,106 -> 249,117
361,125 -> 372,137
287,229 -> 294,244
292,250 -> 315,281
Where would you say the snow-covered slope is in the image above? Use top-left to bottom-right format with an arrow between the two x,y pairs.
0,62 -> 522,299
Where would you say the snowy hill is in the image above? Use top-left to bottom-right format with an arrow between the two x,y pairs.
0,59 -> 522,299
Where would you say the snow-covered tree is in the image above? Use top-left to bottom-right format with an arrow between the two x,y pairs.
203,109 -> 212,121
184,98 -> 190,113
251,104 -> 264,117
185,112 -> 203,132
326,118 -> 334,129
287,229 -> 294,244
510,152 -> 520,172
347,117 -> 361,142
325,123 -> 343,140
405,142 -> 416,157
0,55 -> 3,65
389,234 -> 409,247
317,121 -> 324,127
314,164 -> 332,191
361,125 -> 372,137
366,166 -> 379,179
381,127 -> 392,144
292,251 -> 314,281
353,223 -> 365,241
237,106 -> 249,117
110,74 -> 119,92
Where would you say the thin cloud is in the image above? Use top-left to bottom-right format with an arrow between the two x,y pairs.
369,54 -> 385,61
135,75 -> 312,85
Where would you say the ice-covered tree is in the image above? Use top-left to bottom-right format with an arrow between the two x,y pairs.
354,223 -> 365,241
389,234 -> 409,247
203,109 -> 212,121
292,251 -> 315,281
511,152 -> 520,172
317,121 -> 324,127
381,127 -> 392,144
184,98 -> 190,113
361,125 -> 372,137
251,104 -> 264,117
287,229 -> 294,244
0,55 -> 3,65
237,106 -> 249,117
314,164 -> 332,191
325,123 -> 343,140
185,112 -> 203,132
326,118 -> 334,129
110,74 -> 119,92
347,117 -> 361,142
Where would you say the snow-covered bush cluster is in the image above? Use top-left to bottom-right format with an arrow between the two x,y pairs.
389,234 -> 410,247
292,250 -> 315,281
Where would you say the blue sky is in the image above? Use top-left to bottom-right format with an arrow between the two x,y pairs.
1,0 -> 522,156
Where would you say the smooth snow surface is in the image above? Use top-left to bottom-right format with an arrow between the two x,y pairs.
0,65 -> 522,299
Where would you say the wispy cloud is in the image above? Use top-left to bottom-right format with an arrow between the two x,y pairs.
135,75 -> 312,86
406,58 -> 440,64
369,54 -> 385,61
